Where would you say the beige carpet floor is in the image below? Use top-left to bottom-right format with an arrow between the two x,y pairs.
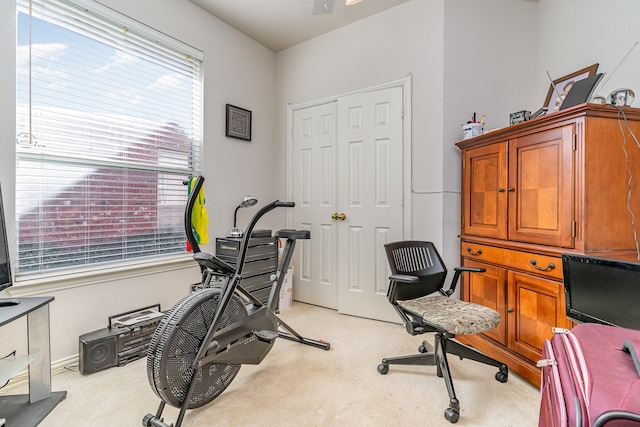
10,302 -> 541,427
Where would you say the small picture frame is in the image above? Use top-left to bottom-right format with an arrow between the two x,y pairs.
225,104 -> 252,141
544,64 -> 599,113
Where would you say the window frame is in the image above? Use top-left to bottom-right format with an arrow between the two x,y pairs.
14,0 -> 204,285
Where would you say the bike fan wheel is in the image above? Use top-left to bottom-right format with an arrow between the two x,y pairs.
146,288 -> 248,409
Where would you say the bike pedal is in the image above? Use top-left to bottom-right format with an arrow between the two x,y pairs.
254,329 -> 279,343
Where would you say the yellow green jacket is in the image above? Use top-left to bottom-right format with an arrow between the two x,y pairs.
188,177 -> 209,245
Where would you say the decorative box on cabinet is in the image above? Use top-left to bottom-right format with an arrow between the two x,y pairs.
456,104 -> 640,386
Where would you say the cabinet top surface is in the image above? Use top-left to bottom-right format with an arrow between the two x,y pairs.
456,103 -> 640,149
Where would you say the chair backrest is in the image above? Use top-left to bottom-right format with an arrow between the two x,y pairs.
384,241 -> 447,301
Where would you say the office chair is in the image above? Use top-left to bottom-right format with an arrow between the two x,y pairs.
377,241 -> 508,424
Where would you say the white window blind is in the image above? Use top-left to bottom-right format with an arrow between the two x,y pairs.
16,0 -> 203,278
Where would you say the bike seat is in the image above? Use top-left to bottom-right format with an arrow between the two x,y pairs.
275,229 -> 310,240
193,252 -> 236,275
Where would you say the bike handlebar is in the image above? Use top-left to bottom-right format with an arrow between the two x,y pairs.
183,176 -> 295,276
235,199 -> 294,272
275,201 -> 295,208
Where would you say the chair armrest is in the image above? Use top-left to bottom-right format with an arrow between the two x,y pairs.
454,266 -> 486,274
389,274 -> 419,284
442,266 -> 486,297
386,274 -> 419,304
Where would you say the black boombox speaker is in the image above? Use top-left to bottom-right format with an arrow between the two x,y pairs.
79,304 -> 162,375
79,327 -> 119,375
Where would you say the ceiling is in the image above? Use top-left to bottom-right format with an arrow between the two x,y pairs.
189,0 -> 411,52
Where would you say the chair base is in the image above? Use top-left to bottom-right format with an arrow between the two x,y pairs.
377,332 -> 508,424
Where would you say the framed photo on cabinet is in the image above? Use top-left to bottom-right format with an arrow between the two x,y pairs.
543,64 -> 598,113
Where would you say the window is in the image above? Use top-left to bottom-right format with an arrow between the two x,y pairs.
16,0 -> 203,278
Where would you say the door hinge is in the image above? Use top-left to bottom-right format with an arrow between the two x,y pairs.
462,157 -> 466,170
571,220 -> 576,238
573,134 -> 577,150
400,107 -> 404,118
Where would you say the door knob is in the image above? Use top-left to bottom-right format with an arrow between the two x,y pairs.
331,212 -> 346,221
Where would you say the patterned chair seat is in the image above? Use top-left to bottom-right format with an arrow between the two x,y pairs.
398,295 -> 501,335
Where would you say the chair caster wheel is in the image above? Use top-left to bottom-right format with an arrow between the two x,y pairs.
444,407 -> 459,423
377,362 -> 389,375
495,364 -> 508,383
418,340 -> 432,353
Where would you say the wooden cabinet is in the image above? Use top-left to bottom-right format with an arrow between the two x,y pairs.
456,104 -> 640,386
462,125 -> 573,246
508,126 -> 574,247
462,142 -> 507,239
507,270 -> 570,362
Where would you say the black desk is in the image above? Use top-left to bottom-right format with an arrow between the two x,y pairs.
0,297 -> 66,426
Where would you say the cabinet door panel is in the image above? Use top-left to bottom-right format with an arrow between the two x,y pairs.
507,271 -> 571,362
463,143 -> 507,239
463,259 -> 507,345
508,126 -> 574,247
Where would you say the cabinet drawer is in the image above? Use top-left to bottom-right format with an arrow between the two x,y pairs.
218,256 -> 277,278
216,237 -> 277,262
461,243 -> 562,280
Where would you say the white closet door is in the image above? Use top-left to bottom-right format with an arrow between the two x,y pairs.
291,102 -> 339,309
336,87 -> 403,322
290,86 -> 404,322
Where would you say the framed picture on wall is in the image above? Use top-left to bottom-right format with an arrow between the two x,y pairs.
225,104 -> 252,141
544,64 -> 599,113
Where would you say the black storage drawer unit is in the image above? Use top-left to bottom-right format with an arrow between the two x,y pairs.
216,237 -> 276,262
215,233 -> 277,304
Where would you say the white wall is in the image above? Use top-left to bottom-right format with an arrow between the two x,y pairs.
536,0 -> 640,103
274,0 -> 535,291
275,0 -> 446,248
0,0 -> 279,363
441,0 -> 538,286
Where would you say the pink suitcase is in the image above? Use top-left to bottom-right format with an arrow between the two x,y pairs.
538,323 -> 640,427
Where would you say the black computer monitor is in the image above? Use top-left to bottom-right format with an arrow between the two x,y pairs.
562,253 -> 640,329
0,184 -> 12,294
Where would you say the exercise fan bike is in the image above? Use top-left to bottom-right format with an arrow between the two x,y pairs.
143,176 -> 330,427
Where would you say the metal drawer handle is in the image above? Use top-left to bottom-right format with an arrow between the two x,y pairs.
466,247 -> 482,256
530,259 -> 555,271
